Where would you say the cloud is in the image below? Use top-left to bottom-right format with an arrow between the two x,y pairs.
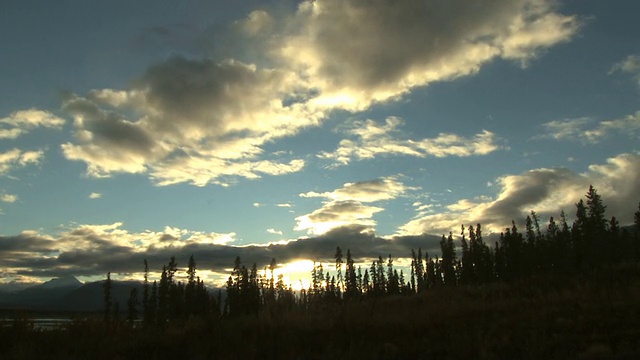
319,117 -> 503,165
610,54 -> 640,85
538,112 -> 640,143
0,194 -> 18,203
89,192 -> 102,199
60,1 -> 578,187
300,176 -> 417,203
0,109 -> 65,139
0,222 -> 242,279
295,200 -> 384,235
296,176 -> 415,235
61,58 -> 315,186
537,117 -> 593,141
0,148 -> 44,175
267,228 -> 283,235
0,149 -> 43,214
399,152 -> 640,236
275,0 -> 580,111
0,223 -> 443,283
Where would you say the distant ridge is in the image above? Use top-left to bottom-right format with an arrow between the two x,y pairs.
54,280 -> 142,312
0,276 -> 141,312
40,275 -> 83,290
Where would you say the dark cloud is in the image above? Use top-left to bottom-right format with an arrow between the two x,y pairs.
62,55 -> 310,185
0,224 -> 442,281
137,57 -> 267,135
278,0 -> 580,108
0,233 -> 54,253
63,96 -> 155,156
484,168 -> 576,224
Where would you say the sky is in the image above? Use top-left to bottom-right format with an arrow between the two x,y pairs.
1,0 -> 639,287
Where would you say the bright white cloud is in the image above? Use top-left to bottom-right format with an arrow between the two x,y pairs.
0,193 -> 17,203
399,152 -> 640,236
89,192 -> 102,199
0,148 -> 43,175
0,149 -> 42,213
0,109 -> 65,139
238,10 -> 274,36
61,59 -> 314,186
300,176 -> 417,202
319,117 -> 502,165
61,222 -> 237,252
275,0 -> 580,111
295,200 -> 384,235
59,0 -> 578,187
296,176 -> 415,235
267,228 -> 284,235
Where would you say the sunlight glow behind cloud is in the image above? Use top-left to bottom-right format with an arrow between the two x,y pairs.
59,0 -> 576,187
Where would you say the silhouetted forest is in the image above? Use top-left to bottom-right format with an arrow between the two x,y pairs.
2,186 -> 640,359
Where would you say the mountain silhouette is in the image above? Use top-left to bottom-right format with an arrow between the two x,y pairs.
0,276 -> 141,312
0,276 -> 83,309
53,280 -> 142,312
40,275 -> 83,290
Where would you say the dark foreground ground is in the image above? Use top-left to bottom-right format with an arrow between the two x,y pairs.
2,267 -> 640,359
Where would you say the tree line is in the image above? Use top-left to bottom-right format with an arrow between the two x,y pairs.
105,185 -> 640,323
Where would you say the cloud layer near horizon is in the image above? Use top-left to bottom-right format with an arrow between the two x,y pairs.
400,152 -> 640,236
0,222 -> 441,284
1,151 -> 638,284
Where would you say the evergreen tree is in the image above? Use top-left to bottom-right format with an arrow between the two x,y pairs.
585,186 -> 607,265
460,225 -> 472,284
411,248 -> 426,292
386,255 -> 399,295
127,288 -> 138,326
142,259 -> 150,326
344,249 -> 358,300
369,261 -> 378,296
376,256 -> 386,295
558,210 -> 573,271
474,224 -> 492,283
158,265 -> 169,323
573,199 -> 588,268
426,256 -> 436,289
494,240 -> 505,280
149,281 -> 157,325
103,272 -> 112,323
440,232 -> 457,286
608,216 -> 622,262
334,246 -> 344,293
185,255 -> 197,316
266,258 -> 277,306
585,185 -> 607,232
362,269 -> 370,294
546,216 -> 561,271
112,300 -> 120,324
634,202 -> 640,261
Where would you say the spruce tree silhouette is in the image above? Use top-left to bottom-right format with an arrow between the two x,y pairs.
103,272 -> 112,323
